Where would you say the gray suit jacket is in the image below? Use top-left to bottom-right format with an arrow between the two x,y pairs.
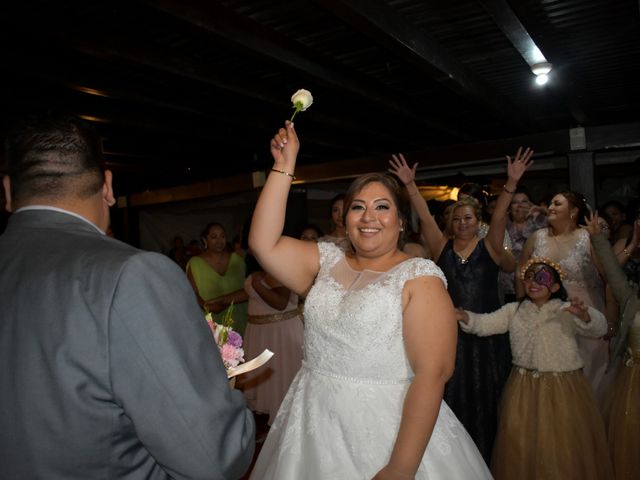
0,209 -> 255,479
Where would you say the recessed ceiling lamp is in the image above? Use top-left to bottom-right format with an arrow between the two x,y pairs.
531,62 -> 552,86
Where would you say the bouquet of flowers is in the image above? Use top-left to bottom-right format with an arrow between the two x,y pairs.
205,303 -> 274,379
205,303 -> 244,370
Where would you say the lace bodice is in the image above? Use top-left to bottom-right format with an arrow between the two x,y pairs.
303,242 -> 447,383
532,228 -> 604,310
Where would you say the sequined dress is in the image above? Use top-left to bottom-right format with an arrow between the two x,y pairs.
250,242 -> 491,479
437,238 -> 512,462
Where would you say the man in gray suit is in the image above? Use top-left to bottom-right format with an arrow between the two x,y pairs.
0,113 -> 255,479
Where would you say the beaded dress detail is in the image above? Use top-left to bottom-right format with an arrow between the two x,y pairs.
250,242 -> 491,479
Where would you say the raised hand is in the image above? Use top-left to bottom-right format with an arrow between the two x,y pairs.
584,211 -> 601,236
388,153 -> 417,186
506,146 -> 534,182
270,120 -> 300,170
563,297 -> 590,323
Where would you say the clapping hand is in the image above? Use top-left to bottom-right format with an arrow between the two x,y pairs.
506,147 -> 534,182
388,153 -> 417,186
563,297 -> 590,323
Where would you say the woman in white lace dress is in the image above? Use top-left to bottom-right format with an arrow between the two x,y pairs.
247,120 -> 491,479
517,191 -> 608,401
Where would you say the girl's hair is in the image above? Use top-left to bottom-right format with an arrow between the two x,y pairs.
447,197 -> 483,234
342,173 -> 409,247
557,191 -> 589,225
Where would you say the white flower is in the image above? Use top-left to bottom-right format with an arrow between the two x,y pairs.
290,89 -> 313,120
291,89 -> 313,111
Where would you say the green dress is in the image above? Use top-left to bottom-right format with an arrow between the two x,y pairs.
186,253 -> 248,335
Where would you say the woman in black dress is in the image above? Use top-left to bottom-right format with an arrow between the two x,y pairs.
389,148 -> 532,462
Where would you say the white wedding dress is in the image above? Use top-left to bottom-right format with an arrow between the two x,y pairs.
250,243 -> 491,479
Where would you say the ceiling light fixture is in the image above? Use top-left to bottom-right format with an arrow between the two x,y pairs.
531,62 -> 552,86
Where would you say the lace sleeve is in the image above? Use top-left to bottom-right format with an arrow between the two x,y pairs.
401,258 -> 448,288
317,241 -> 344,270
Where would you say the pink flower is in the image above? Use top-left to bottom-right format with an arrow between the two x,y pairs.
220,343 -> 244,368
205,310 -> 245,370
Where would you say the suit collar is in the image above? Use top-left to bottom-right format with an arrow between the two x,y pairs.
7,208 -> 105,236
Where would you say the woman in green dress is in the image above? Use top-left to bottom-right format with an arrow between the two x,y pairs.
186,222 -> 248,334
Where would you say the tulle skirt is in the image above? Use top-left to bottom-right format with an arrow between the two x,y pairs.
492,367 -> 613,480
240,315 -> 304,425
604,350 -> 640,480
250,364 -> 492,479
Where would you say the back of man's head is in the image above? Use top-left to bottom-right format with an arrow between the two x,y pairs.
5,112 -> 105,207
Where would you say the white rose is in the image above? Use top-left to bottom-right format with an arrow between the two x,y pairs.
291,89 -> 313,111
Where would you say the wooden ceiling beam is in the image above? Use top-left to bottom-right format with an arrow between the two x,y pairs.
0,44 -> 388,157
145,0 -> 471,141
121,121 -> 640,206
67,41 -> 424,149
0,13 -> 424,150
316,0 -> 533,131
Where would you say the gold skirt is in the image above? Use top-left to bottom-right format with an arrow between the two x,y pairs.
492,367 -> 613,480
604,350 -> 640,480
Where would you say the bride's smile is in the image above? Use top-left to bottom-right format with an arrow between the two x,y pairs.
346,182 -> 402,252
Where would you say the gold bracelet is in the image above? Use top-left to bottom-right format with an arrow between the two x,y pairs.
503,184 -> 515,194
271,168 -> 296,180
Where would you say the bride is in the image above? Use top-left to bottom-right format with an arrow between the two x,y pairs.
248,120 -> 491,479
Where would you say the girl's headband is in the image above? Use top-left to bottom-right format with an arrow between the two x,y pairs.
519,257 -> 566,281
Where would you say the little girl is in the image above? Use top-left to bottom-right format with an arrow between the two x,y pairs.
456,257 -> 613,480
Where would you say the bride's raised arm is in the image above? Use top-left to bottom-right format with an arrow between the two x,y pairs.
248,121 -> 320,295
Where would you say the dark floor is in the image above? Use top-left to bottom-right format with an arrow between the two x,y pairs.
240,412 -> 270,480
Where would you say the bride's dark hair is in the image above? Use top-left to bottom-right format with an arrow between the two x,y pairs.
342,173 -> 409,247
